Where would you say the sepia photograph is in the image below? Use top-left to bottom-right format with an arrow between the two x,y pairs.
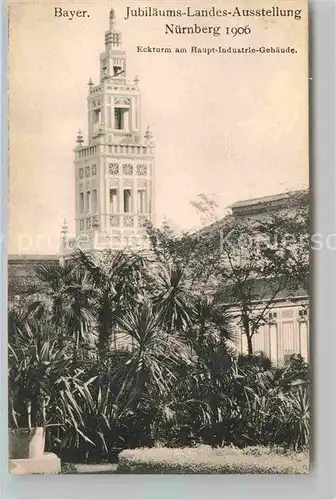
7,0 -> 309,475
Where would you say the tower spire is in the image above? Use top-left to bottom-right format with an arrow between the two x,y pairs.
104,7 -> 122,53
109,8 -> 115,31
101,7 -> 124,82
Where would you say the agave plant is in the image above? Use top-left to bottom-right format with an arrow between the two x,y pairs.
113,299 -> 191,411
270,385 -> 310,451
8,317 -> 95,450
56,374 -> 121,460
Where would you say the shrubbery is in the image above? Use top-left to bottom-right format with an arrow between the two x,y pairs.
117,446 -> 309,474
8,240 -> 310,464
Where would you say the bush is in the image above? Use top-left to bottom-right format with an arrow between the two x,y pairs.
117,445 -> 309,474
8,249 -> 311,461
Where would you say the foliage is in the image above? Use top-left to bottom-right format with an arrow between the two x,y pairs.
193,189 -> 309,355
70,249 -> 146,352
273,354 -> 309,390
8,317 -> 95,449
258,190 -> 309,293
117,445 -> 309,474
29,261 -> 96,351
152,262 -> 195,333
8,207 -> 310,461
216,217 -> 296,354
143,222 -> 222,296
190,193 -> 221,226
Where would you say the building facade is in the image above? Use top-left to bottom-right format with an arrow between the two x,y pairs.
230,300 -> 309,365
66,9 -> 155,253
233,192 -> 309,365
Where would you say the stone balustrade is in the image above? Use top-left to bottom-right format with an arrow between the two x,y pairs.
75,143 -> 153,160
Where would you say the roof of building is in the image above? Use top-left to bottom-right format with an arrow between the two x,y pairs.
8,254 -> 59,262
228,189 -> 306,209
196,189 -> 308,236
217,277 -> 308,305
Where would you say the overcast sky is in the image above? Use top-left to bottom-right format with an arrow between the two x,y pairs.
8,0 -> 308,254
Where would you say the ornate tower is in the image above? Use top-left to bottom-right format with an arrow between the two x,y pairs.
71,9 -> 155,252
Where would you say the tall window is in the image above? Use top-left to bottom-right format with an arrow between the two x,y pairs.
137,190 -> 146,213
79,192 -> 84,214
109,189 -> 118,213
113,65 -> 122,76
114,108 -> 124,130
85,191 -> 90,214
93,109 -> 101,124
124,189 -> 132,213
92,189 -> 97,214
114,108 -> 129,130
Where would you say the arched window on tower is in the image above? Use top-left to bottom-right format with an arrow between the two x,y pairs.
114,107 -> 129,131
109,189 -> 118,213
124,189 -> 132,213
85,191 -> 90,214
92,189 -> 97,214
113,65 -> 122,76
137,190 -> 146,213
79,192 -> 84,214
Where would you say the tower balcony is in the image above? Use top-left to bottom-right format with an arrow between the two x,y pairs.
75,145 -> 98,159
75,142 -> 153,160
106,143 -> 153,156
89,82 -> 139,95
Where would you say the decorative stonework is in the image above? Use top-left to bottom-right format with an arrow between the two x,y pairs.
85,218 -> 92,229
124,215 -> 134,227
114,97 -> 130,106
79,168 -> 84,179
109,163 -> 119,175
138,215 -> 147,227
137,164 -> 147,176
92,165 -> 97,175
79,220 -> 84,230
123,164 -> 133,175
297,309 -> 308,323
110,215 -> 120,227
85,166 -> 91,178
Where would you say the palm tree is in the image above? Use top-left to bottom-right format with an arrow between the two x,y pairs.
152,262 -> 195,334
71,249 -> 146,353
31,261 -> 96,352
183,295 -> 237,376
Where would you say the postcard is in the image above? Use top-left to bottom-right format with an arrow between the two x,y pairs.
7,0 -> 309,475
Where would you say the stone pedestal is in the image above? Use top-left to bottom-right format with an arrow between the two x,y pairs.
9,452 -> 61,475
